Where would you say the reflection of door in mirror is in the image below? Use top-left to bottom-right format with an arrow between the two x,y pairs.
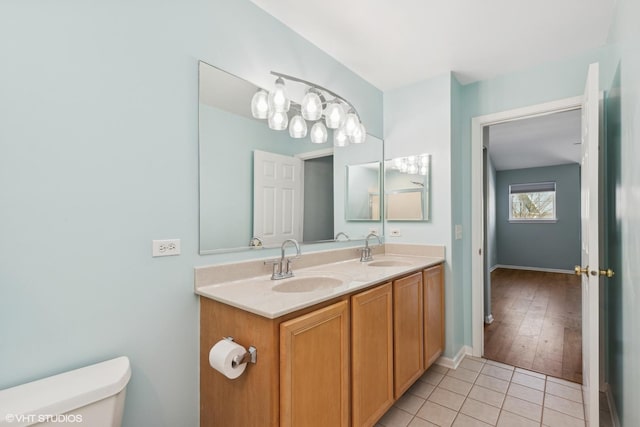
302,155 -> 334,242
253,150 -> 303,246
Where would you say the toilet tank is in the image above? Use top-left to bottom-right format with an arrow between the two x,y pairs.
0,356 -> 131,427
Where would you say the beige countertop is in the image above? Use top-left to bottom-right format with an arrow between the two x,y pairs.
195,245 -> 445,319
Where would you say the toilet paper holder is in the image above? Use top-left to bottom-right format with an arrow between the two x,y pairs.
224,336 -> 257,367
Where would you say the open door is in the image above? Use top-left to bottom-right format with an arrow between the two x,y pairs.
577,62 -> 600,425
253,150 -> 303,246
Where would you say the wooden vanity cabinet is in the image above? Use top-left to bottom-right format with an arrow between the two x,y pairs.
393,272 -> 425,398
351,282 -> 394,427
280,300 -> 350,427
200,262 -> 445,427
423,264 -> 445,369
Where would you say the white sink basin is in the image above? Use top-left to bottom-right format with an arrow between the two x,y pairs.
367,260 -> 412,267
272,276 -> 344,293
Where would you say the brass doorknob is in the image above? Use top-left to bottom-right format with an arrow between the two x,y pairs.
599,268 -> 615,278
574,265 -> 589,276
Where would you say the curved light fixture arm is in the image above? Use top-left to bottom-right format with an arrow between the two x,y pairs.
270,71 -> 360,120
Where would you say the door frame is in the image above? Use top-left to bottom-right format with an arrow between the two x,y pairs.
470,95 -> 583,357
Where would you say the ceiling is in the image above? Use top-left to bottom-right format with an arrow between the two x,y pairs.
250,0 -> 616,90
488,109 -> 582,171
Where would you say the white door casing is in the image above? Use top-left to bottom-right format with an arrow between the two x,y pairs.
580,62 -> 600,426
470,96 -> 582,357
253,150 -> 303,246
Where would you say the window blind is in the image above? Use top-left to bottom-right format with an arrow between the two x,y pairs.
509,182 -> 556,194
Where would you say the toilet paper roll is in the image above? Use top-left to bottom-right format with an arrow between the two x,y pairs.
209,339 -> 248,379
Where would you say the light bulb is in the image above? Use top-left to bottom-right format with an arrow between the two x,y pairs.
268,110 -> 288,131
408,164 -> 418,175
268,77 -> 290,113
310,122 -> 328,144
420,166 -> 428,175
324,100 -> 345,129
343,111 -> 359,136
289,115 -> 307,138
420,155 -> 429,166
333,127 -> 349,147
350,123 -> 366,144
407,155 -> 417,166
250,89 -> 269,119
301,89 -> 322,121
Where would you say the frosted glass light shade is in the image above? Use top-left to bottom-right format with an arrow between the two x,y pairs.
310,122 -> 328,144
343,111 -> 359,136
350,123 -> 366,144
289,115 -> 307,138
268,77 -> 290,113
333,127 -> 349,147
301,90 -> 323,121
407,164 -> 418,175
268,110 -> 288,130
324,101 -> 345,129
251,89 -> 269,119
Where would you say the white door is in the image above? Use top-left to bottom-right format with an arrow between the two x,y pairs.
579,62 -> 600,426
253,150 -> 303,246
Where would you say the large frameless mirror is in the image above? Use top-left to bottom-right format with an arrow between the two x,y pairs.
198,61 -> 384,254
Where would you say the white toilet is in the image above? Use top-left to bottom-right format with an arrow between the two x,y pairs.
0,356 -> 131,427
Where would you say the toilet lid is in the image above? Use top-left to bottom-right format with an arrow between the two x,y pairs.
0,356 -> 131,426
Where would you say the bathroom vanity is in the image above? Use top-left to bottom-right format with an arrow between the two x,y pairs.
196,245 -> 445,427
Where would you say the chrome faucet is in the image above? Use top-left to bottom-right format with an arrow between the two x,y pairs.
334,231 -> 350,241
360,232 -> 382,262
266,239 -> 301,280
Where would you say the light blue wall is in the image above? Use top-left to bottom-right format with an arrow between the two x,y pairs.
495,164 -> 581,270
384,73 -> 465,359
0,1 -> 382,426
457,46 -> 617,349
604,0 -> 640,423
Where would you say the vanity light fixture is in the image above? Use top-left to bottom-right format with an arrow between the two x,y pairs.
250,71 -> 366,147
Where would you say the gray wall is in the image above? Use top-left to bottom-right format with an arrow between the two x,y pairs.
303,156 -> 334,242
496,164 -> 580,270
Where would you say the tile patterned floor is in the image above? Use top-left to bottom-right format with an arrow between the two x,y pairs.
375,356 -> 613,427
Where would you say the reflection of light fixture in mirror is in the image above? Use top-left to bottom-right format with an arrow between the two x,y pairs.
350,123 -> 366,144
390,154 -> 430,176
334,127 -> 349,147
251,89 -> 269,119
310,122 -> 328,144
268,110 -> 288,130
251,71 -> 365,147
301,88 -> 322,121
268,77 -> 290,113
324,100 -> 345,129
289,114 -> 307,138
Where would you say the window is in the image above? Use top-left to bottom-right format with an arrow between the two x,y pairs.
509,182 -> 556,221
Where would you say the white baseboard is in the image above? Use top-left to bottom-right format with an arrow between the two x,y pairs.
604,383 -> 621,427
436,345 -> 472,370
493,264 -> 575,275
489,265 -> 499,273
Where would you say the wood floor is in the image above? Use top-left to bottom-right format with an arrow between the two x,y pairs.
483,268 -> 583,383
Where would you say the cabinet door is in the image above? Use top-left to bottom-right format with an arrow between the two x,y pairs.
352,283 -> 394,427
393,272 -> 424,398
280,300 -> 350,427
424,264 -> 445,368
